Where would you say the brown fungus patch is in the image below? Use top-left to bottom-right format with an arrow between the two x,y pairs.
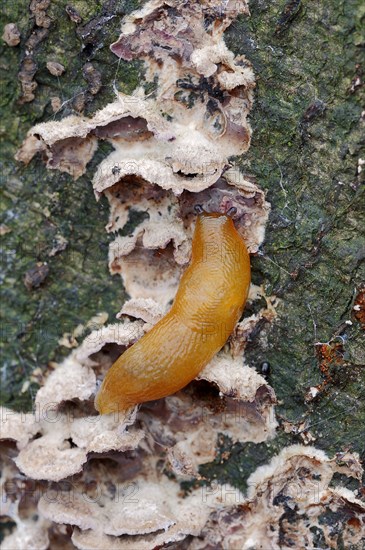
17,0 -> 51,103
2,23 -> 21,47
93,116 -> 153,141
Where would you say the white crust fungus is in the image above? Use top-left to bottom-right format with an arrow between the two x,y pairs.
15,0 -> 268,302
4,1 -> 363,548
192,446 -> 365,550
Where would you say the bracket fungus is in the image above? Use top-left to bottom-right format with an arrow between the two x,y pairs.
3,0 -> 364,548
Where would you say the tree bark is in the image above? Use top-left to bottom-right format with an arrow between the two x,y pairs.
1,0 -> 364,499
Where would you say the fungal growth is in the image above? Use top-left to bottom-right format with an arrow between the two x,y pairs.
15,0 -> 266,308
5,1 -> 361,548
4,4 -> 276,546
96,211 -> 251,413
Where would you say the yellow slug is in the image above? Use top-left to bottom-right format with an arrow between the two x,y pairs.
95,211 -> 251,414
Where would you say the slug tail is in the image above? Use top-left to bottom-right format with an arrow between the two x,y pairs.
94,387 -> 134,416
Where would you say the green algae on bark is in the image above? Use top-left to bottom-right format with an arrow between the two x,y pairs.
0,1 -> 145,411
180,0 -> 365,497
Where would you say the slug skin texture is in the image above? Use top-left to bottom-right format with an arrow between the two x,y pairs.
95,213 -> 251,414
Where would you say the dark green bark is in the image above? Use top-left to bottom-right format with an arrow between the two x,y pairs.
1,0 -> 364,503
222,0 -> 365,474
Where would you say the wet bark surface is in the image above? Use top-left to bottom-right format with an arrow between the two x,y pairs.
1,0 -> 364,517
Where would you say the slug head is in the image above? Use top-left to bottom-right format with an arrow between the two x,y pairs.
194,203 -> 237,219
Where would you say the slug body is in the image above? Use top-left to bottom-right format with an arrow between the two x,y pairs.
95,213 -> 251,414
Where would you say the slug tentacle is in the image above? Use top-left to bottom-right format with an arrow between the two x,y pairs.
226,206 -> 237,217
95,212 -> 251,415
194,204 -> 205,214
